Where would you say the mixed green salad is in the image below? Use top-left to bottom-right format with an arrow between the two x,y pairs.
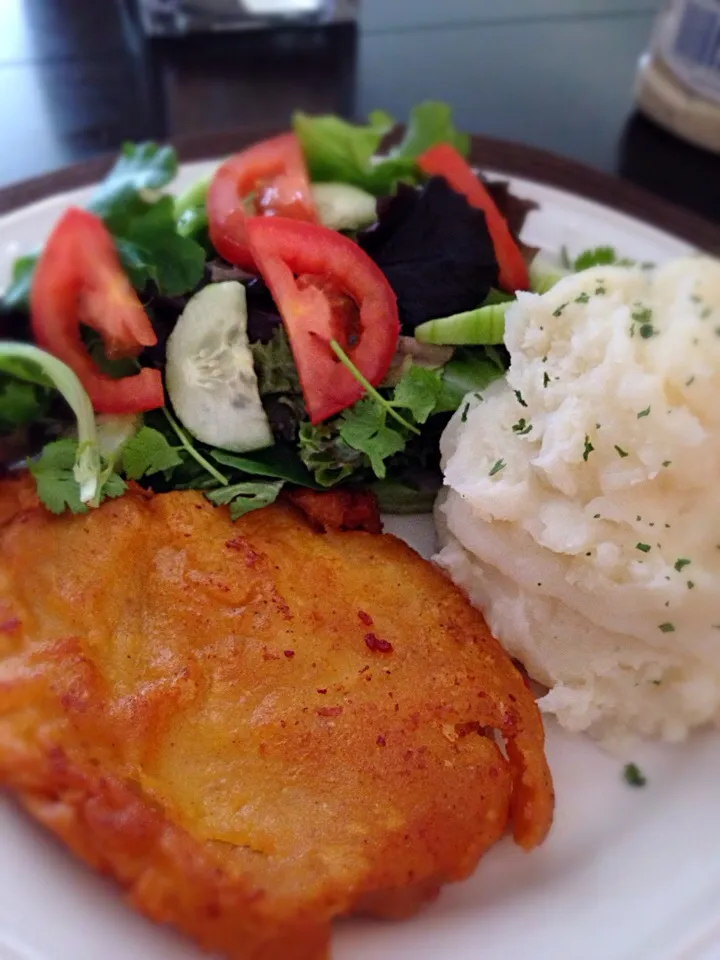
0,100 -> 616,518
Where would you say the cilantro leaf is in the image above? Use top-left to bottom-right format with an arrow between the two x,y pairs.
30,438 -> 128,515
392,366 -> 442,424
88,142 -> 178,228
573,246 -> 618,271
298,421 -> 365,487
30,440 -> 89,515
114,196 -> 205,296
100,471 -> 129,501
338,397 -> 407,479
119,426 -> 183,480
206,480 -> 284,520
391,100 -> 470,163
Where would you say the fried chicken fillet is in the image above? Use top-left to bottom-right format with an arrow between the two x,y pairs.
0,481 -> 553,960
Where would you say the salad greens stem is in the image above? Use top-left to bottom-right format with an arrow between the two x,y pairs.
161,406 -> 229,486
329,339 -> 419,434
0,342 -> 102,504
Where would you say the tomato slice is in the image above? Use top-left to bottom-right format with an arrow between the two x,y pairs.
30,207 -> 164,414
245,218 -> 399,424
208,133 -> 317,272
417,143 -> 530,293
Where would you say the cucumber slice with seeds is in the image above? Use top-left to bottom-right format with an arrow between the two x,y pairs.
165,281 -> 273,453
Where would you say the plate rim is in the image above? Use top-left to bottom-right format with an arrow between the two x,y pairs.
1,127 -> 719,252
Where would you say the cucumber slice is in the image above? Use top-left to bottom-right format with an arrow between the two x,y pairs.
311,182 -> 377,232
165,281 -> 274,453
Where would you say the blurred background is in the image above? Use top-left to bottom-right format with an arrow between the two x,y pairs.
1,0 -> 719,221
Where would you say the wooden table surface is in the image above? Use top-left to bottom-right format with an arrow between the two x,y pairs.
1,0 -> 719,224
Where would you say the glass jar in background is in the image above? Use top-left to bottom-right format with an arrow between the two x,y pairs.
636,0 -> 720,152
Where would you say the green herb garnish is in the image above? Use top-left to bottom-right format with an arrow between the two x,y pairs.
623,763 -> 647,787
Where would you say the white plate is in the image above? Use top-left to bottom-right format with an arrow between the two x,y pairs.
1,164 -> 719,960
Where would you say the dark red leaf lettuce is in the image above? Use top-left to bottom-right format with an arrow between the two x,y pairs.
357,178 -> 498,333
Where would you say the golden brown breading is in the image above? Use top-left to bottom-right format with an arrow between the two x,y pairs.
0,487 -> 553,960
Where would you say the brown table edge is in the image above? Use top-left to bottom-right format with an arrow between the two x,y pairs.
1,127 -> 719,252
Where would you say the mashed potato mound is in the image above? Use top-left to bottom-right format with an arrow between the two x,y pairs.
435,257 -> 720,744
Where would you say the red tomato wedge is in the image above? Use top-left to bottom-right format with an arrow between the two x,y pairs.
418,143 -> 529,292
30,207 -> 164,414
245,218 -> 399,424
208,133 -> 317,272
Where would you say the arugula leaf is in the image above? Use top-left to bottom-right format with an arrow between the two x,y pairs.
114,196 -> 205,296
298,421 -> 365,487
30,438 -> 126,515
206,480 -> 284,520
0,379 -> 50,430
120,426 -> 183,480
88,142 -> 177,228
573,246 -> 617,271
338,397 -> 406,479
392,366 -> 442,424
2,254 -> 38,311
212,445 -> 321,488
391,101 -> 470,162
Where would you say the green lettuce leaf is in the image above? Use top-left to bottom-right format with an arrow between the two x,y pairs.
2,142 -> 192,309
391,100 -> 470,162
293,100 -> 469,196
114,196 -> 205,296
293,109 -> 400,195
